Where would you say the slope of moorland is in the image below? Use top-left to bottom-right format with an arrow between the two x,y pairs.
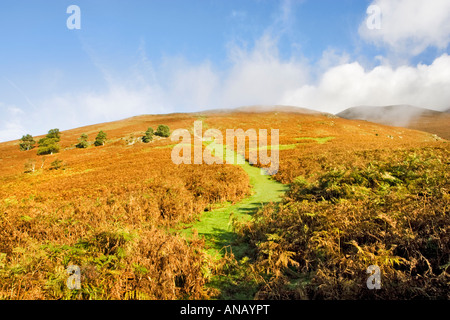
337,105 -> 450,140
207,110 -> 449,300
0,108 -> 448,299
0,113 -> 252,299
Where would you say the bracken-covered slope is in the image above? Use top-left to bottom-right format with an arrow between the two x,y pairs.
0,108 -> 448,300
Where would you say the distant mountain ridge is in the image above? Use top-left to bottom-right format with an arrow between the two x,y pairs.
337,105 -> 441,126
337,105 -> 450,140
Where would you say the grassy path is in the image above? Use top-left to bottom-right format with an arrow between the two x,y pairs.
179,147 -> 288,260
172,136 -> 288,298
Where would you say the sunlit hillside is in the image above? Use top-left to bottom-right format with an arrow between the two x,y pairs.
0,108 -> 448,299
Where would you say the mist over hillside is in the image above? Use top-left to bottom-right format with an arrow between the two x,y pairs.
200,105 -> 323,115
337,105 -> 450,140
336,105 -> 439,126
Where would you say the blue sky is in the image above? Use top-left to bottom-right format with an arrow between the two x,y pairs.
1,0 -> 449,142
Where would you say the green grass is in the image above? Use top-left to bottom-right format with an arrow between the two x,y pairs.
183,160 -> 286,258
295,136 -> 335,144
175,141 -> 287,299
249,144 -> 297,151
179,143 -> 287,257
153,144 -> 177,149
178,142 -> 287,259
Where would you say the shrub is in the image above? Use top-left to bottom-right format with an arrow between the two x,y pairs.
37,129 -> 61,155
155,125 -> 170,138
37,138 -> 60,155
94,131 -> 107,146
46,129 -> 61,142
49,159 -> 64,170
76,133 -> 89,149
142,127 -> 154,143
19,134 -> 36,151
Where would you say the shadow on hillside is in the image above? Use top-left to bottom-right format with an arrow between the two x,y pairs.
231,201 -> 279,216
199,227 -> 249,260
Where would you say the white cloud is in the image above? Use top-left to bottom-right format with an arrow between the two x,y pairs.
316,48 -> 351,76
7,106 -> 24,116
38,82 -> 170,130
0,122 -> 25,143
157,57 -> 220,111
0,104 -> 26,142
359,0 -> 450,56
280,53 -> 450,113
219,34 -> 309,108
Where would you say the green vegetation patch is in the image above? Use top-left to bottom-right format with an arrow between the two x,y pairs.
295,136 -> 335,144
177,141 -> 288,299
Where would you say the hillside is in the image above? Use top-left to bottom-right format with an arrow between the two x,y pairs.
0,109 -> 448,300
337,105 -> 450,140
197,105 -> 324,115
2,107 -> 441,179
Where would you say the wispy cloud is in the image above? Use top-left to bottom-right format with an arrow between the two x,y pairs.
3,77 -> 38,111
